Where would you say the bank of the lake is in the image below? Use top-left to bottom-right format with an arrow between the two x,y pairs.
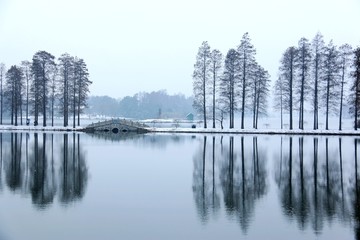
0,125 -> 83,132
145,127 -> 360,136
0,124 -> 360,136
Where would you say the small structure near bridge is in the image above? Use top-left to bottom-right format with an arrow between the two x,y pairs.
83,119 -> 149,133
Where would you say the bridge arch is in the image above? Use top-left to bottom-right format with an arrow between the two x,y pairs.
84,119 -> 149,133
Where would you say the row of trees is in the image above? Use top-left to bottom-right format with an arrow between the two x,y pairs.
273,33 -> 360,130
193,33 -> 360,130
192,33 -> 271,129
0,51 -> 91,127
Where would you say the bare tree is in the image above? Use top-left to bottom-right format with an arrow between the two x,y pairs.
193,41 -> 211,128
349,47 -> 360,130
209,49 -> 222,128
21,61 -> 32,124
311,33 -> 325,130
219,49 -> 240,128
252,64 -> 270,129
279,47 -> 297,129
273,76 -> 285,129
58,53 -> 74,127
0,63 -> 5,125
31,51 -> 56,126
5,66 -> 24,126
49,64 -> 58,126
238,32 -> 256,129
321,41 -> 340,130
295,38 -> 312,129
74,58 -> 91,127
338,44 -> 353,130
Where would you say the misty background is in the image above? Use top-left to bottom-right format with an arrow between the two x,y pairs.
1,0 -> 360,99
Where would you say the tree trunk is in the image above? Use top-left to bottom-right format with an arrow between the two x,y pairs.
230,77 -> 233,128
289,51 -> 293,130
339,65 -> 345,130
253,77 -> 256,128
326,74 -> 330,130
203,87 -> 207,128
73,83 -> 76,129
220,111 -> 223,129
20,101 -> 23,125
14,94 -> 17,126
26,77 -> 29,122
212,68 -> 216,128
231,76 -> 235,128
241,59 -> 246,129
0,73 -> 2,125
255,85 -> 261,129
64,71 -> 68,127
299,58 -> 305,130
51,95 -> 54,127
77,79 -> 81,126
314,60 -> 319,130
355,79 -> 359,131
280,84 -> 283,129
42,64 -> 46,127
354,51 -> 360,131
203,56 -> 207,129
34,92 -> 38,126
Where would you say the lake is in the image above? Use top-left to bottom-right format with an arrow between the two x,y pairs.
0,131 -> 358,240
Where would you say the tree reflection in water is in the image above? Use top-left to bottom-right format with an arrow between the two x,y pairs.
6,133 -> 23,191
2,132 -> 360,238
192,135 -> 360,238
59,133 -> 88,204
192,136 -> 221,223
275,136 -> 355,236
353,138 -> 360,239
192,135 -> 268,233
0,133 -> 3,191
0,132 -> 88,209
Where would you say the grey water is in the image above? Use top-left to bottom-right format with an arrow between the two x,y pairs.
0,132 -> 358,240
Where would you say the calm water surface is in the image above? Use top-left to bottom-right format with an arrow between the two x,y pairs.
0,131 -> 359,240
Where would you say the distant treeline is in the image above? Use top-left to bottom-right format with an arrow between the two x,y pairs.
193,32 -> 360,130
86,90 -> 194,120
0,51 -> 91,127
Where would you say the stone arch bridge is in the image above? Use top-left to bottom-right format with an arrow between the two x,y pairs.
83,119 -> 149,133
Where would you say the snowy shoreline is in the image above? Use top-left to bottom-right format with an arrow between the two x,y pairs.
0,125 -> 359,136
0,125 -> 360,136
145,127 -> 360,136
0,125 -> 83,132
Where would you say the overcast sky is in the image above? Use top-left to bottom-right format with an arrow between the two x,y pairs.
0,0 -> 359,99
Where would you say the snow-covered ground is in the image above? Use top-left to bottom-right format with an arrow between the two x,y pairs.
138,114 -> 357,130
0,124 -> 83,132
145,127 -> 360,135
0,116 -> 358,136
141,115 -> 360,135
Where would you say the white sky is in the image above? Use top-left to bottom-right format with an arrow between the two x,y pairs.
0,0 -> 359,98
